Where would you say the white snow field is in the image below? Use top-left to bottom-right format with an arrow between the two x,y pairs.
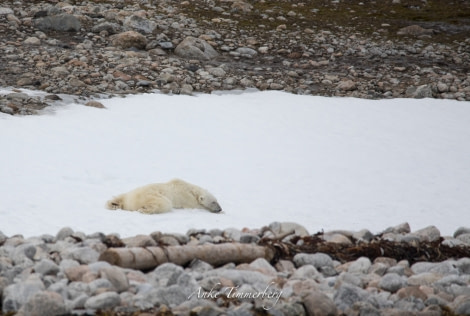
1,90 -> 469,238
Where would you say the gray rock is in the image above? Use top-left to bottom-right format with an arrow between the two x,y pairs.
175,37 -> 219,61
348,257 -> 371,274
457,233 -> 470,245
407,84 -> 433,99
382,222 -> 411,234
239,233 -> 260,244
223,228 -> 242,242
293,252 -> 334,269
100,267 -> 129,293
455,298 -> 470,315
88,278 -> 114,295
203,269 -> 272,291
62,247 -> 99,264
235,47 -> 258,58
454,227 -> 470,238
412,225 -> 441,242
248,258 -> 277,275
0,7 -> 14,15
333,284 -> 369,311
124,15 -> 157,33
290,265 -> 322,281
34,14 -> 81,32
92,22 -> 121,34
12,244 -> 36,265
150,263 -> 184,287
33,259 -> 59,276
455,258 -> 470,274
20,291 -> 67,316
84,292 -> 121,310
24,37 -> 41,45
411,261 -> 459,275
2,277 -> 45,313
269,222 -> 309,237
379,273 -> 407,292
56,227 -> 74,241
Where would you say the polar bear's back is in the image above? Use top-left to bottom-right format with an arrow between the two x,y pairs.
120,179 -> 201,210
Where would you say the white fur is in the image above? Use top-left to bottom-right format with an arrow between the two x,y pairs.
106,179 -> 222,214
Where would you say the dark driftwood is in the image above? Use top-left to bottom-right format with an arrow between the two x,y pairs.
99,243 -> 275,270
260,234 -> 470,265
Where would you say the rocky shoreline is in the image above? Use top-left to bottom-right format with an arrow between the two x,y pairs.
1,0 -> 470,114
1,222 -> 470,315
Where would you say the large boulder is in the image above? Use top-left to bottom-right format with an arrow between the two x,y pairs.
175,37 -> 219,61
124,15 -> 157,34
34,14 -> 81,32
111,31 -> 147,50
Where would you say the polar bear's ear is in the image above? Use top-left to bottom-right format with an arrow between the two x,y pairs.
198,195 -> 205,203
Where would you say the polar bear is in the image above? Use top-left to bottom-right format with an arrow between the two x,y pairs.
106,179 -> 222,214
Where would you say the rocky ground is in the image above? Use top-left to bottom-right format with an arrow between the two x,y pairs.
1,222 -> 470,315
0,0 -> 470,114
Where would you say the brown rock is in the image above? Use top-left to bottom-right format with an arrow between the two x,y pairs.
111,31 -> 147,50
303,291 -> 338,316
64,265 -> 91,282
85,101 -> 105,109
396,286 -> 427,301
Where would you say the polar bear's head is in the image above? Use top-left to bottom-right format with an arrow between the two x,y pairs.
197,191 -> 222,213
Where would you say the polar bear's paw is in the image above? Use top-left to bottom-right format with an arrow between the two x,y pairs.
106,198 -> 122,210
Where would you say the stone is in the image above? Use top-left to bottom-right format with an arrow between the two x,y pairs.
411,261 -> 459,275
457,233 -> 470,245
412,225 -> 441,242
379,273 -> 406,292
64,265 -> 91,282
336,80 -> 357,91
269,222 -> 309,237
293,252 -> 334,269
124,15 -> 157,34
334,284 -> 369,311
85,101 -> 106,109
33,259 -> 59,276
21,291 -> 67,316
84,292 -> 121,310
303,291 -> 338,315
111,31 -> 148,50
62,247 -> 99,264
407,272 -> 442,286
235,47 -> 258,58
348,257 -> 371,274
122,234 -> 157,247
454,227 -> 470,238
34,14 -> 81,32
175,37 -> 219,61
290,265 -> 322,281
24,37 -> 41,45
56,227 -> 74,240
208,67 -> 226,77
100,267 -> 129,293
396,286 -> 427,301
2,277 -> 45,313
407,85 -> 433,99
92,22 -> 121,34
248,258 -> 277,275
397,25 -> 434,36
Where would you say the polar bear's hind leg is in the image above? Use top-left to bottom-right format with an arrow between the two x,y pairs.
137,195 -> 172,214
